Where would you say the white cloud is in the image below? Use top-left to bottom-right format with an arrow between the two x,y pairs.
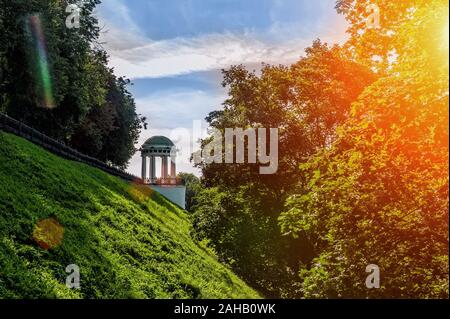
101,32 -> 310,79
96,0 -> 141,34
98,24 -> 149,52
135,89 -> 226,128
97,0 -> 348,79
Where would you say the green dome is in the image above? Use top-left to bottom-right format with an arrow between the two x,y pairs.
142,136 -> 174,149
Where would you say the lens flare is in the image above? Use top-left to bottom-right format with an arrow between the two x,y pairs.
26,14 -> 55,109
32,217 -> 64,250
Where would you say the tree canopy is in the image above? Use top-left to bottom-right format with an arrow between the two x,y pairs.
193,41 -> 376,298
192,0 -> 449,298
279,0 -> 449,298
0,0 -> 146,168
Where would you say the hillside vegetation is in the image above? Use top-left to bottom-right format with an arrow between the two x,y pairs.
0,132 -> 259,299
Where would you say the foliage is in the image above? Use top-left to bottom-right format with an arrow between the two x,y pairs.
71,75 -> 146,170
279,0 -> 449,298
0,0 -> 145,168
177,173 -> 202,212
335,0 -> 448,72
192,0 -> 448,298
192,42 -> 374,298
0,132 -> 259,299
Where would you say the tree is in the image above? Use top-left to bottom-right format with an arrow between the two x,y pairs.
193,42 -> 375,297
0,0 -> 146,168
279,0 -> 449,298
0,0 -> 103,137
335,0 -> 448,73
70,74 -> 146,169
178,173 -> 202,212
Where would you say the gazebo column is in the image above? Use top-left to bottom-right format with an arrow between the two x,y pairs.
170,156 -> 176,178
150,156 -> 156,182
141,154 -> 147,181
161,156 -> 168,179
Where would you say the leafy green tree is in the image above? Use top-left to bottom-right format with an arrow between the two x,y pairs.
178,173 -> 202,212
99,77 -> 146,169
0,0 -> 146,168
279,0 -> 449,298
0,0 -> 103,137
70,74 -> 146,169
193,42 -> 374,297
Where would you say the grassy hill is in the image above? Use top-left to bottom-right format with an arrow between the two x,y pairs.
0,132 -> 259,299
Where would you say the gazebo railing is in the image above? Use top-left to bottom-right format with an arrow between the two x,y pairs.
143,177 -> 184,186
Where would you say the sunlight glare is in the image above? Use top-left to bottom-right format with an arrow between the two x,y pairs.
443,19 -> 449,51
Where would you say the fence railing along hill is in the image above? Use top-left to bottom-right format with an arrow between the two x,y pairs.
0,112 -> 141,183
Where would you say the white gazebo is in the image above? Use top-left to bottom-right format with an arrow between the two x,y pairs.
140,136 -> 186,209
140,136 -> 179,185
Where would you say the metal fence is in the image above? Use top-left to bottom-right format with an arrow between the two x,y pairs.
0,112 -> 142,183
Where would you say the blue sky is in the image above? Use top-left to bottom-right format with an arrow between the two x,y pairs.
96,0 -> 348,176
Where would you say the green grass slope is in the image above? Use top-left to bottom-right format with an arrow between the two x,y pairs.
0,132 -> 259,299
